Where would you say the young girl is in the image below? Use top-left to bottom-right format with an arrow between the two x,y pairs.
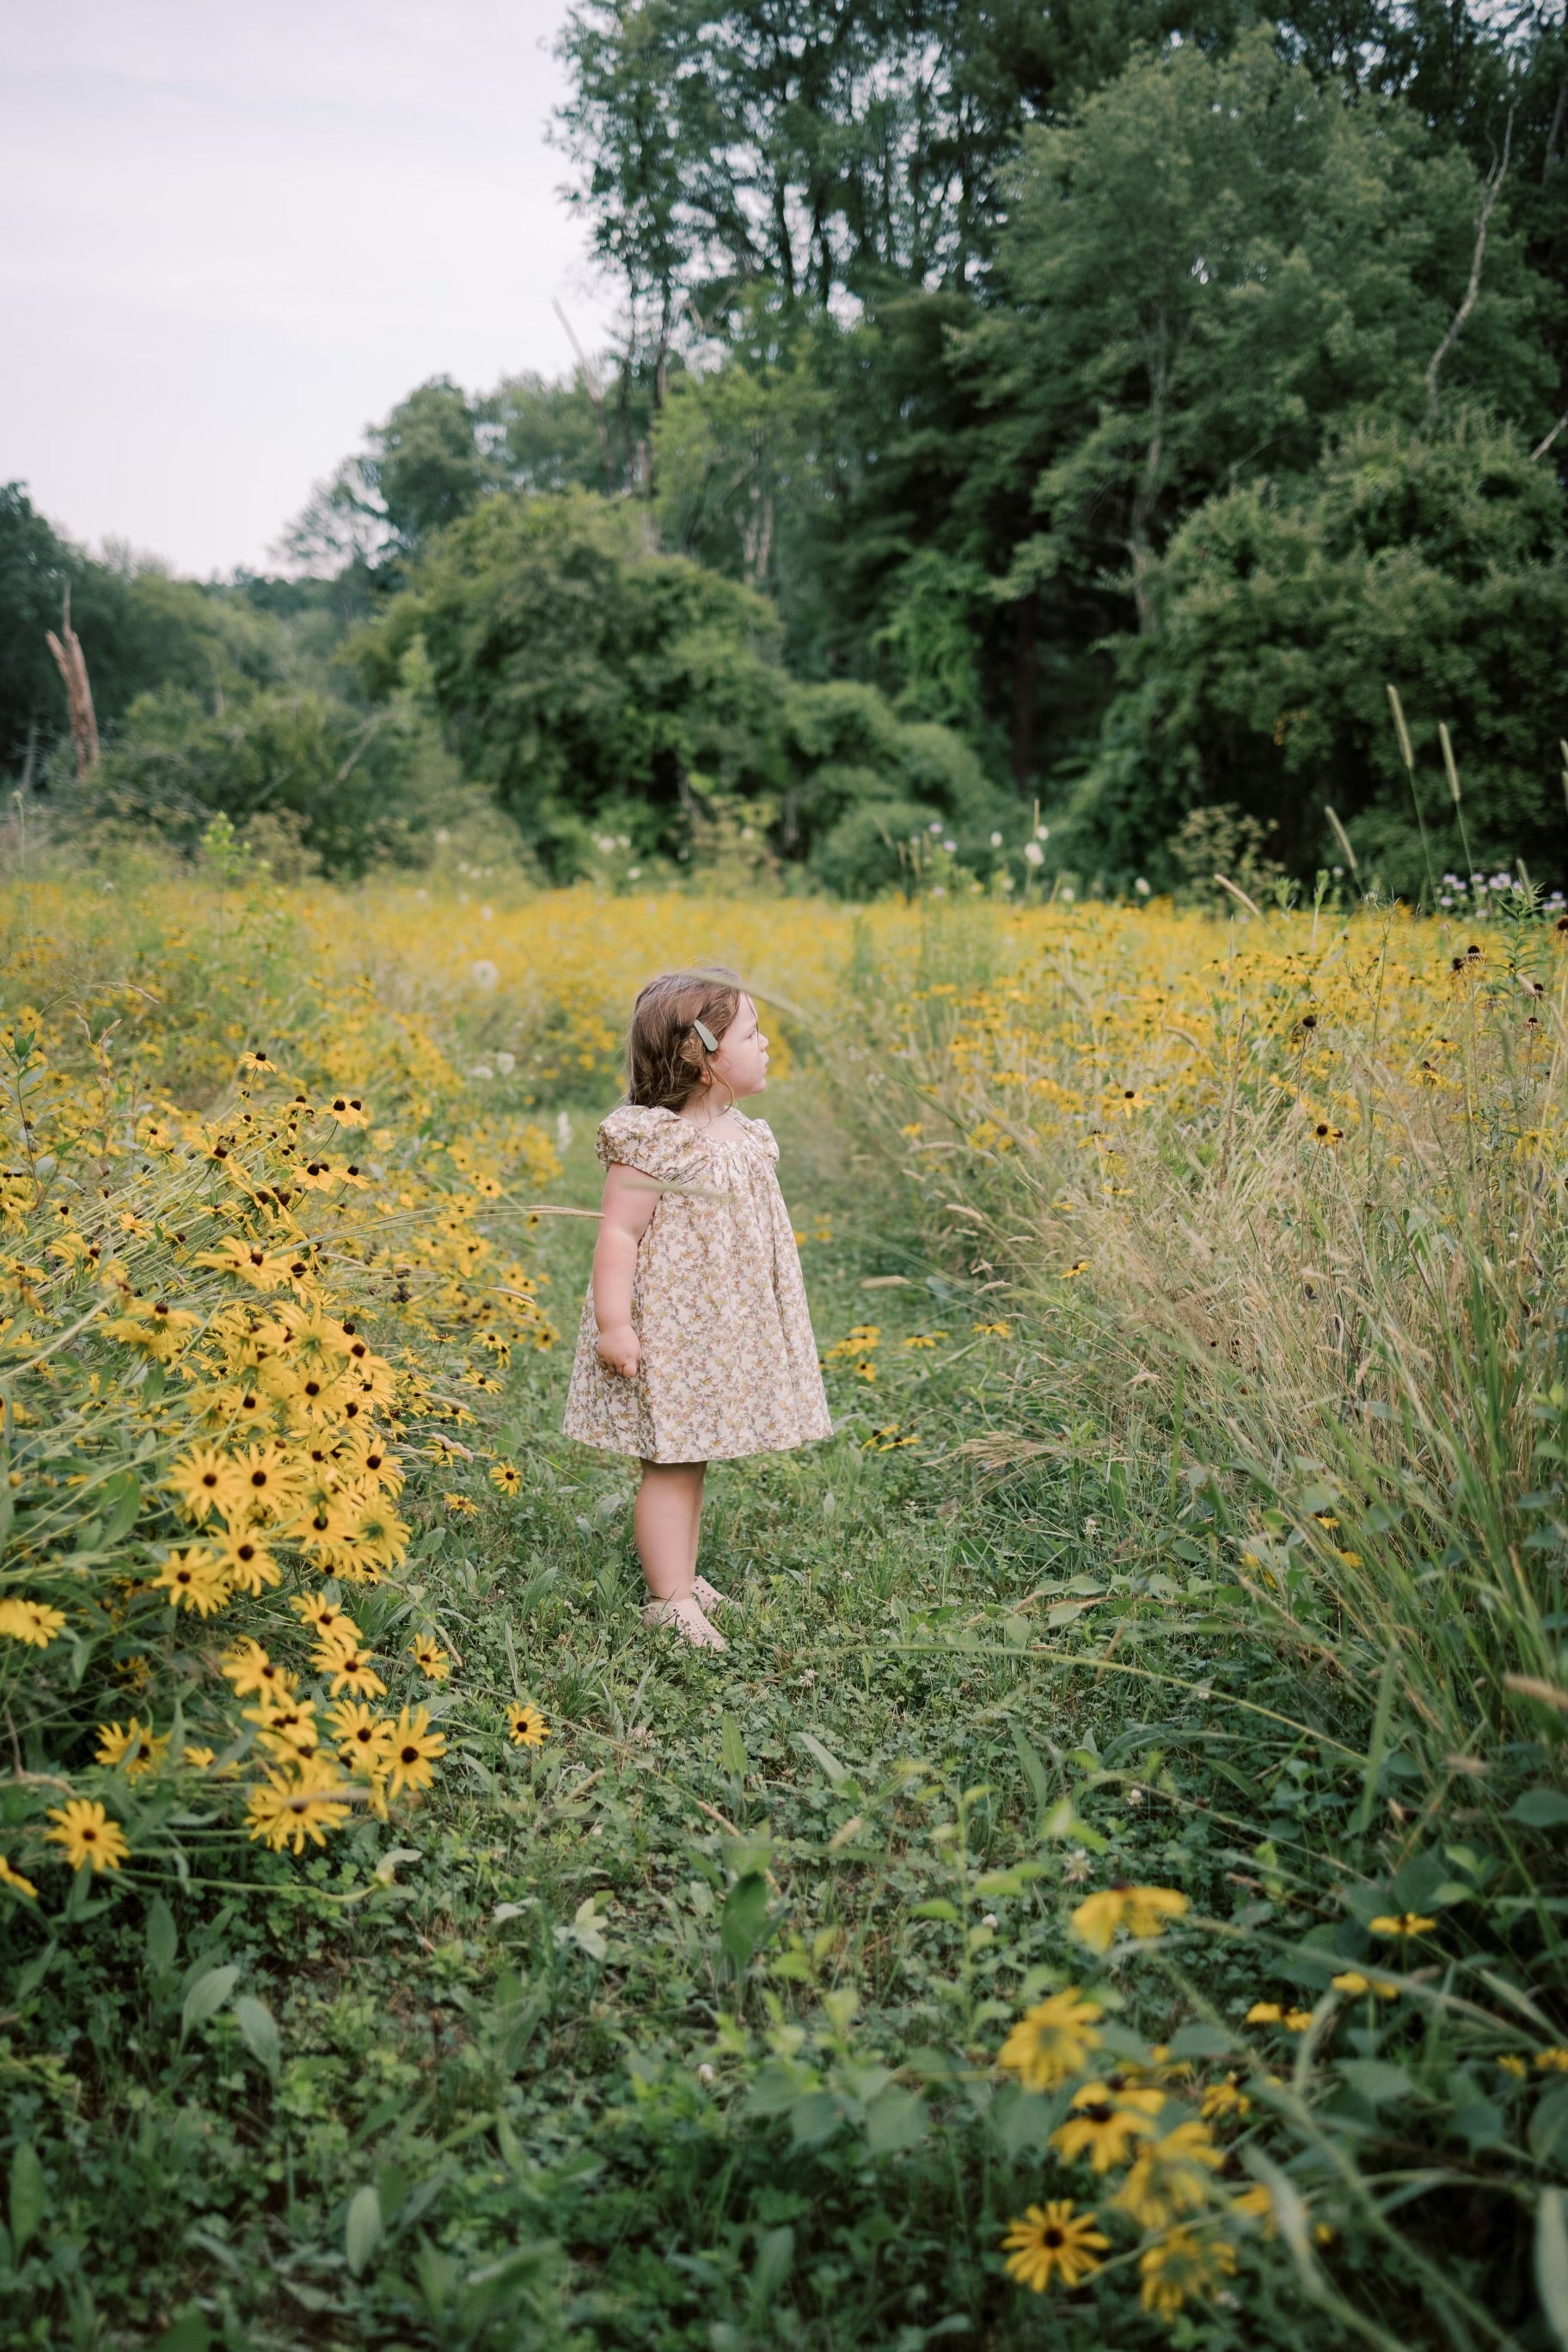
562,969 -> 833,1650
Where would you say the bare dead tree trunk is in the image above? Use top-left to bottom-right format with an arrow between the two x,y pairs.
553,298 -> 616,493
1426,101 -> 1516,413
46,589 -> 100,779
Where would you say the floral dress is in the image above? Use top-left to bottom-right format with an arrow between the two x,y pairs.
563,1104 -> 834,1464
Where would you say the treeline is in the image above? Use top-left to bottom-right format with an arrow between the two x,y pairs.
9,3 -> 1568,893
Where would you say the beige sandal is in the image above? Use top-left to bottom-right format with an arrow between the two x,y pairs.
642,1594 -> 728,1651
693,1575 -> 734,1614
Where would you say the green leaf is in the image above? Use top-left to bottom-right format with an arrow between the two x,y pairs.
1539,2188 -> 1568,2352
155,2311 -> 210,2352
345,2184 -> 383,2278
1167,2023 -> 1235,2060
1012,1726 -> 1052,1817
796,1730 -> 848,1785
788,2090 -> 842,2147
720,1871 -> 770,1967
1337,2059 -> 1412,2105
181,1963 -> 240,2042
720,1712 -> 749,1778
145,1896 -> 178,1974
911,1898 -> 960,1922
101,1471 -> 142,1547
863,2087 -> 927,2154
232,1994 -> 280,2080
9,2144 -> 45,2257
1510,1787 -> 1568,1829
1532,2086 -> 1568,2166
750,2224 -> 795,2307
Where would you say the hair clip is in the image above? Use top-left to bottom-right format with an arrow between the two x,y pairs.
692,1018 -> 719,1052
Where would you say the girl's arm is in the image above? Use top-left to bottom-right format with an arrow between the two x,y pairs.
592,1161 -> 662,1377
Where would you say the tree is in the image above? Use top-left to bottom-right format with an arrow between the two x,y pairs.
1071,404 -> 1568,887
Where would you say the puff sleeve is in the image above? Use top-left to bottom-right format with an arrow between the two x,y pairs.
594,1105 -> 700,1187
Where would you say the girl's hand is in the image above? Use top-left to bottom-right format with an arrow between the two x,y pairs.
597,1322 -> 641,1379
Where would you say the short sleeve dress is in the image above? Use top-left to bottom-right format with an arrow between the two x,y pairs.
562,1104 -> 834,1464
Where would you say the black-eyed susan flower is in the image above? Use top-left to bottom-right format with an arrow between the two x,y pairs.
211,1528 -> 281,1595
1070,1882 -> 1189,1952
95,1717 -> 171,1779
0,1596 -> 66,1647
0,1853 -> 37,1900
45,1799 -> 128,1874
971,1319 -> 1012,1336
1199,2075 -> 1251,2120
318,1643 -> 387,1700
245,1760 -> 353,1853
326,1094 -> 368,1126
1537,2047 -> 1568,2073
408,1635 -> 451,1681
328,1700 -> 395,1772
151,1548 -> 232,1615
997,1988 -> 1103,2090
1246,2001 -> 1284,2024
1369,1911 -> 1437,1938
1332,1970 -> 1400,2000
1000,2202 -> 1108,2293
445,1491 -> 479,1516
1050,2080 -> 1163,2171
1138,2226 -> 1236,2318
182,1744 -> 217,1769
220,1639 -> 292,1701
507,1701 -> 549,1749
489,1460 -> 523,1495
382,1706 -> 445,1797
165,1443 -> 247,1522
1111,2123 -> 1223,2230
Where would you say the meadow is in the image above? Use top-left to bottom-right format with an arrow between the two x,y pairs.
1,856 -> 1565,2352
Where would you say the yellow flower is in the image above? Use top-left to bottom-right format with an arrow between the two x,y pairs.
1537,2048 -> 1568,2073
165,1443 -> 247,1522
1000,2202 -> 1108,2293
1138,2226 -> 1237,2318
220,1639 -> 293,1701
0,1597 -> 67,1646
315,1640 -> 385,1699
326,1093 -> 369,1126
245,1760 -> 354,1853
0,1853 -> 38,1899
1230,2182 -> 1274,2231
150,1549 -> 232,1615
1071,1883 -> 1189,1952
381,1705 -> 445,1796
1332,1971 -> 1400,2000
1199,2076 -> 1251,2120
1246,2001 -> 1283,2024
489,1460 -> 523,1496
997,1988 -> 1103,2090
328,1700 -> 396,1772
507,1701 -> 550,1748
1498,2054 -> 1528,2079
1369,1912 -> 1436,1938
211,1528 -> 282,1595
445,1491 -> 480,1516
289,1593 -> 358,1643
1050,2080 -> 1163,2171
1283,2008 -> 1315,2032
45,1799 -> 129,1874
244,1696 -> 320,1761
182,1745 -> 217,1768
95,1718 -> 171,1779
1112,2123 -> 1224,2230
409,1635 -> 452,1681
971,1320 -> 1012,1337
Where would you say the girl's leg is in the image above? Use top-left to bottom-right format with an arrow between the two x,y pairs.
634,1461 -> 705,1600
635,1462 -> 725,1649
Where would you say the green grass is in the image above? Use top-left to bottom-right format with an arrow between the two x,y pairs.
3,1065 -> 1548,2352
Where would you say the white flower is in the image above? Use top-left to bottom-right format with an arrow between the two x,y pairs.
1000,873 -> 1014,891
942,838 -> 957,854
1035,823 -> 1050,842
593,834 -> 617,854
481,903 -> 493,920
698,2062 -> 716,2085
929,820 -> 943,834
989,830 -> 1003,848
469,1063 -> 494,1081
931,885 -> 947,897
1023,841 -> 1044,867
470,959 -> 499,989
1060,885 -> 1075,902
627,866 -> 642,879
556,1112 -> 573,1151
1134,877 -> 1151,897
493,1050 -> 516,1075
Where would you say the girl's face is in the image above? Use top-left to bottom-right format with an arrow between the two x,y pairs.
709,995 -> 769,1101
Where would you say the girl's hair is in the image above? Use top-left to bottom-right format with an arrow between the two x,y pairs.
626,968 -> 744,1112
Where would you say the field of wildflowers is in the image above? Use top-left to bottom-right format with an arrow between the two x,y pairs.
2,859 -> 1565,2350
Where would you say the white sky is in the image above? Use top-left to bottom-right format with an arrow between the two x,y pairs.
0,1 -> 609,577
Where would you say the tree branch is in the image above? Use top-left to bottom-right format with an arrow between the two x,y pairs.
1425,101 -> 1516,413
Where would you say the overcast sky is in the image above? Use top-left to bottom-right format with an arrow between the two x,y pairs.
0,1 -> 609,578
